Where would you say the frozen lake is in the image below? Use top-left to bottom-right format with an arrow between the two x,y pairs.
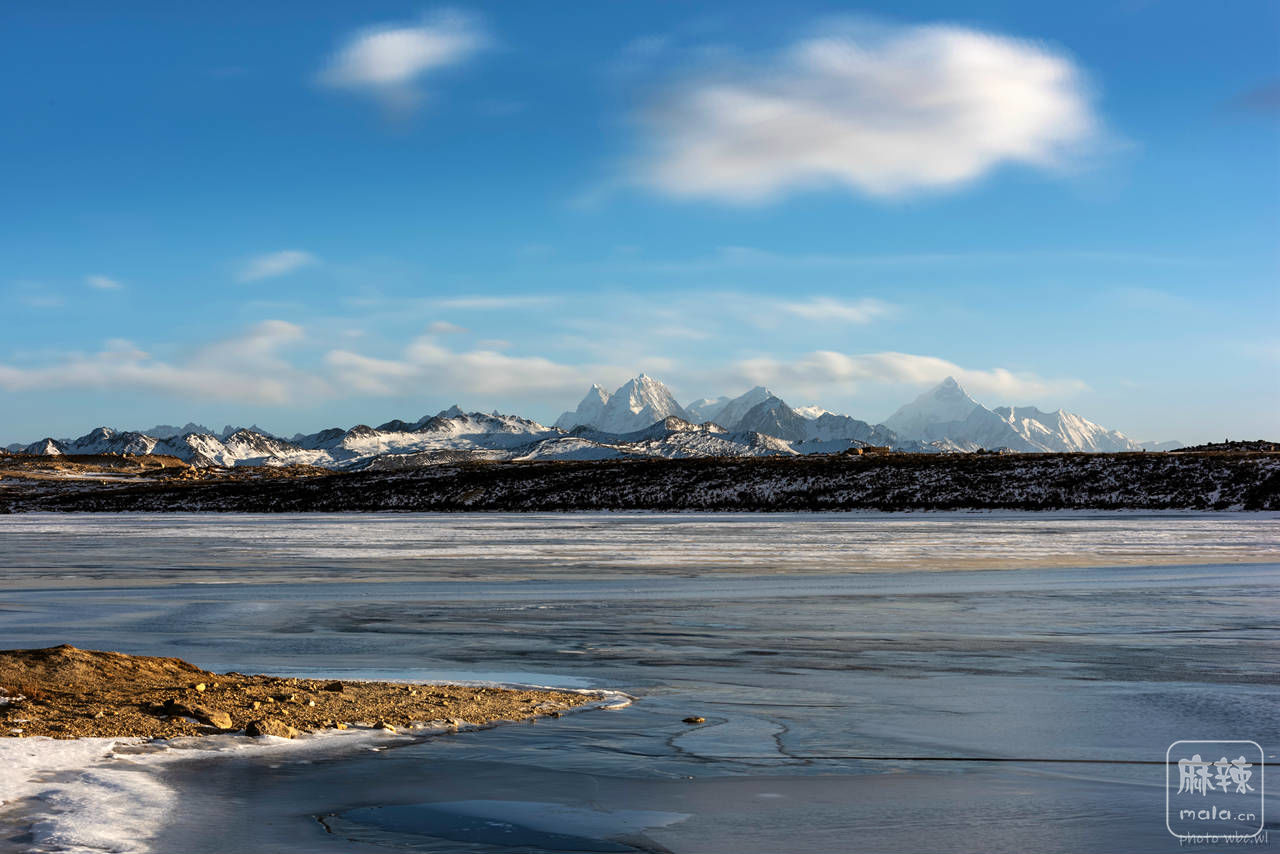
1,512 -> 1277,853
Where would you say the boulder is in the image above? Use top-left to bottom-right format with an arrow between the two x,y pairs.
169,700 -> 232,729
152,698 -> 232,729
246,718 -> 299,738
194,707 -> 233,730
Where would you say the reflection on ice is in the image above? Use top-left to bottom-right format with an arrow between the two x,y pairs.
333,800 -> 689,853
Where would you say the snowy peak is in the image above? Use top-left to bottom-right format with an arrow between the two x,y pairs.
881,377 -> 1141,453
882,378 -> 1037,452
701,386 -> 776,431
615,375 -> 682,416
883,377 -> 983,439
554,383 -> 612,431
556,375 -> 688,434
733,396 -> 809,442
21,438 -> 65,456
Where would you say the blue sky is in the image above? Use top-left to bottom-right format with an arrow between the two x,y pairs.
2,1 -> 1277,444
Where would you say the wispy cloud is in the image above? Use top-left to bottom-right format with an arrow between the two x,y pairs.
318,10 -> 487,114
0,312 -> 1089,421
634,245 -> 1195,274
12,282 -> 64,309
238,250 -> 318,283
0,321 -> 327,404
775,297 -> 891,324
85,274 -> 123,291
426,320 -> 467,334
433,295 -> 555,310
326,336 -> 595,399
634,21 -> 1101,202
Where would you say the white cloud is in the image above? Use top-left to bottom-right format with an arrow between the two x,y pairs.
433,295 -> 554,310
636,22 -> 1100,202
775,297 -> 891,324
735,350 -> 1087,402
318,10 -> 486,112
238,250 -> 318,282
427,320 -> 468,334
0,320 -> 328,404
85,274 -> 123,291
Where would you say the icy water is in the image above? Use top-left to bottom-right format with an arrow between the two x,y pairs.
1,512 -> 1278,854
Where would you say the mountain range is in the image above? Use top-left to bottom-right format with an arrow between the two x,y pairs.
5,375 -> 1179,469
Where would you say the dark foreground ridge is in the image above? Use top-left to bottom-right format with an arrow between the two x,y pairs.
3,450 -> 1278,511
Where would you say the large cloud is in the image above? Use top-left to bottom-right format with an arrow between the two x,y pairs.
636,22 -> 1100,201
318,11 -> 487,112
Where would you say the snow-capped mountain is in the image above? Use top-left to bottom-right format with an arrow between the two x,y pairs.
289,408 -> 556,466
884,377 -> 1148,453
14,408 -> 558,470
553,385 -> 610,431
533,416 -> 797,461
733,396 -> 811,442
695,386 -> 776,429
137,422 -> 218,440
685,396 -> 730,423
683,388 -> 907,450
555,375 -> 689,433
803,413 -> 898,446
22,427 -> 165,457
7,373 -> 1173,469
883,378 -> 1040,452
992,406 -> 1141,453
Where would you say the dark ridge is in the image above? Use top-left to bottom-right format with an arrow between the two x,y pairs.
2,451 -> 1276,513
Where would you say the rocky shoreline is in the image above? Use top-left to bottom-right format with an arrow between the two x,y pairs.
0,646 -> 599,740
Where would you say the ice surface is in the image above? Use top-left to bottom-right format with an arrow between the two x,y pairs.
2,513 -> 1277,853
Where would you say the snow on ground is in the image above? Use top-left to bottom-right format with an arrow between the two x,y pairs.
0,689 -> 629,854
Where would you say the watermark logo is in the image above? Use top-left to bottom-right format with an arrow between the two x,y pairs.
1167,740 -> 1265,842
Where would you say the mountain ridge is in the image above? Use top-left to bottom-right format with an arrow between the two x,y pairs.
5,375 -> 1181,468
